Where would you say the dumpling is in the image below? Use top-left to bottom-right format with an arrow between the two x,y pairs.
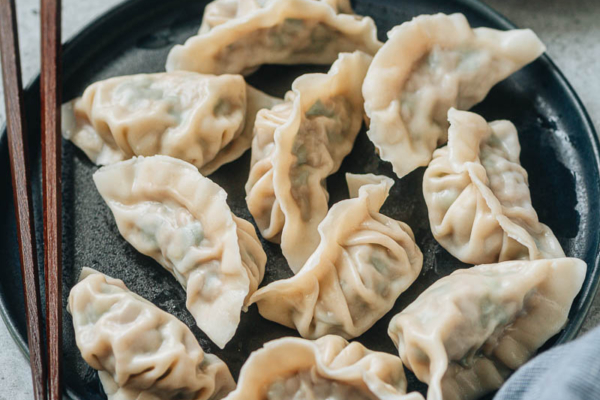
199,0 -> 354,34
62,71 -> 280,175
222,335 -> 425,400
166,0 -> 381,75
68,268 -> 236,400
388,257 -> 586,400
250,173 -> 423,339
422,108 -> 564,264
362,13 -> 546,178
246,51 -> 372,272
93,155 -> 267,348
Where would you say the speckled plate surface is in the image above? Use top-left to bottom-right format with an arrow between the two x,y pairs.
0,0 -> 599,398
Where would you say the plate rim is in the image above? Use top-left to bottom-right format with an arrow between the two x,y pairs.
0,0 -> 598,398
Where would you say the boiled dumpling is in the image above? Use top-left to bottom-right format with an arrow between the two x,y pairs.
250,173 -> 423,339
388,257 -> 586,400
423,108 -> 564,264
199,0 -> 354,34
93,155 -> 267,348
166,0 -> 381,75
222,335 -> 425,400
363,13 -> 546,178
68,268 -> 236,400
62,71 -> 280,175
246,51 -> 372,272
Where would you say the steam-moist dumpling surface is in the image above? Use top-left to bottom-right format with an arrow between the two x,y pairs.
93,155 -> 267,348
246,51 -> 372,273
388,258 -> 586,400
362,13 -> 546,178
68,268 -> 236,400
223,335 -> 425,400
267,370 -> 375,400
199,0 -> 354,34
250,174 -> 423,339
166,0 -> 381,75
423,108 -> 564,264
62,71 -> 280,175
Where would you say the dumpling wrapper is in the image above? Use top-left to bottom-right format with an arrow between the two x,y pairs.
199,0 -> 354,33
222,335 -> 424,400
423,108 -> 564,264
250,173 -> 423,339
363,13 -> 546,178
166,0 -> 381,75
246,51 -> 372,272
93,155 -> 267,348
68,268 -> 236,400
388,258 -> 586,400
62,71 -> 280,175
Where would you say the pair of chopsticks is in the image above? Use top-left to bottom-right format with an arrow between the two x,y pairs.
0,0 -> 63,399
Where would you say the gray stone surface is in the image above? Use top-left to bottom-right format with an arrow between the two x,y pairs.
0,0 -> 598,398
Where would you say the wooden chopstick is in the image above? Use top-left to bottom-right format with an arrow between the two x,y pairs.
0,0 -> 48,399
41,0 -> 63,399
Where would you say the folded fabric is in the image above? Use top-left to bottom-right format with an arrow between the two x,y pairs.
494,325 -> 600,400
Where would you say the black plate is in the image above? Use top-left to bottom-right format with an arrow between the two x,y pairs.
1,0 -> 599,399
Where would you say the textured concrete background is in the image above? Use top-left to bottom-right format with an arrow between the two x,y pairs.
0,0 -> 598,398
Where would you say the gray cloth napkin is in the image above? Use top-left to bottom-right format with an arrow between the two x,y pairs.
494,325 -> 600,400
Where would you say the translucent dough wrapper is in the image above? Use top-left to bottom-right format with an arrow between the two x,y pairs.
68,268 -> 236,400
62,71 -> 280,175
388,258 -> 586,400
246,51 -> 372,272
167,0 -> 381,75
222,335 -> 424,400
423,108 -> 564,264
363,13 -> 546,178
251,173 -> 422,339
93,155 -> 266,348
